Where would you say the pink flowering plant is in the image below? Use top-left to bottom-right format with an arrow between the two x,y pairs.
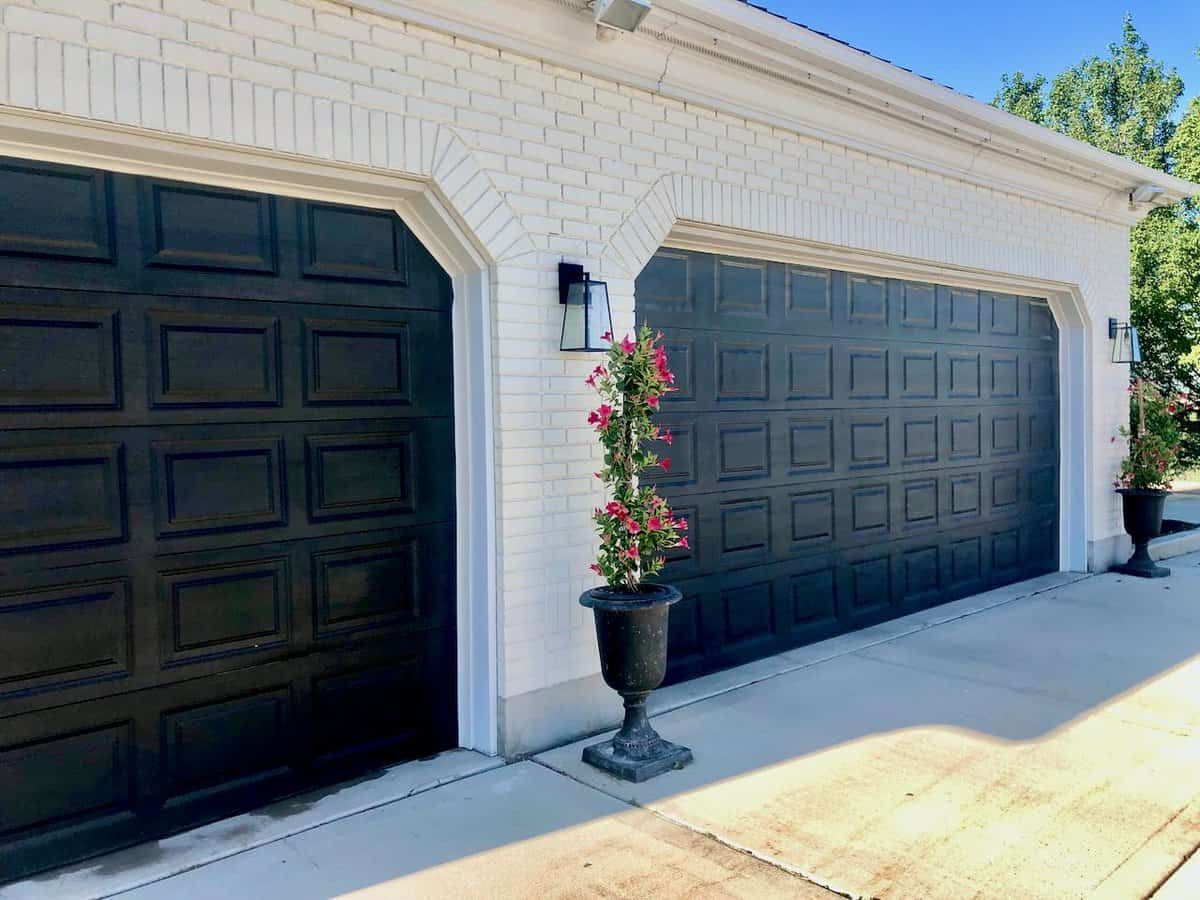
1115,380 -> 1186,490
586,324 -> 688,592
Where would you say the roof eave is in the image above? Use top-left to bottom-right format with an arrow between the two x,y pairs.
656,0 -> 1200,204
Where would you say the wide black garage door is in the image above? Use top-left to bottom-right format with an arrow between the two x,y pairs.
0,159 -> 456,880
637,248 -> 1059,684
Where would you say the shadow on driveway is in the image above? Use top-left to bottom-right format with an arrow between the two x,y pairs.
25,558 -> 1200,899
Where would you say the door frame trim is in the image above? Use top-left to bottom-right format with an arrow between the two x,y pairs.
662,220 -> 1090,573
0,107 -> 501,754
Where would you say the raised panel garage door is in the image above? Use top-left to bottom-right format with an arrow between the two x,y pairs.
0,158 -> 456,880
636,248 -> 1059,684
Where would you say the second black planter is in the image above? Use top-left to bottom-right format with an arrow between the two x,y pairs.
1114,488 -> 1170,578
579,584 -> 693,782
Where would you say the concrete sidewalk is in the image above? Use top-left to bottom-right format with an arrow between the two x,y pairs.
8,557 -> 1200,899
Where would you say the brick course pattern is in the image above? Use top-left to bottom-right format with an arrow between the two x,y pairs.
0,0 -> 1132,699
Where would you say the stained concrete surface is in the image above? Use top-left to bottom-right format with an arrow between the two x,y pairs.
2,750 -> 504,900
115,762 -> 832,900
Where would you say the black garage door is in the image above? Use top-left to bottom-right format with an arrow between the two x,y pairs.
637,248 -> 1059,684
0,158 -> 456,880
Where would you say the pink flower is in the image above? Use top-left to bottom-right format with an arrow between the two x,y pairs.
660,458 -> 672,471
676,536 -> 689,550
626,519 -> 640,534
589,563 -> 603,575
646,395 -> 660,409
624,546 -> 639,559
621,335 -> 638,355
661,429 -> 673,446
588,403 -> 613,430
647,516 -> 663,531
601,331 -> 613,342
606,501 -> 628,520
676,517 -> 688,530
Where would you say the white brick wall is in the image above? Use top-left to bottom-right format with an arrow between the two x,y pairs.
0,0 -> 1134,702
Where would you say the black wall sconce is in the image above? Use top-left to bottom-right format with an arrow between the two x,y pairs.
559,263 -> 613,352
1109,317 -> 1141,364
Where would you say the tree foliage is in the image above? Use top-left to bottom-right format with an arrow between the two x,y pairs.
993,71 -> 1047,125
995,20 -> 1200,466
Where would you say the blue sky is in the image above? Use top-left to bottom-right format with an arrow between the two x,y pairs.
749,1 -> 1200,107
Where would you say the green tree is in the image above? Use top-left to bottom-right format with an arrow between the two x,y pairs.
995,22 -> 1200,464
992,71 -> 1047,124
1170,92 -> 1200,183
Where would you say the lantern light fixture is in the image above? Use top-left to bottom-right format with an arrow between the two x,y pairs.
559,263 -> 614,352
1109,317 -> 1141,364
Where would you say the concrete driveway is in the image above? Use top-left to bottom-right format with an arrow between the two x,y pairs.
10,558 -> 1200,899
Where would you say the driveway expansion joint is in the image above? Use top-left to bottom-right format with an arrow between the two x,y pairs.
529,756 -> 850,897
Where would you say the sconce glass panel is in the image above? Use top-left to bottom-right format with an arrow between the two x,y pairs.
560,278 -> 613,352
1112,323 -> 1141,364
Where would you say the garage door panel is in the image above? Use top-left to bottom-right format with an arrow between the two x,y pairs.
152,436 -> 288,538
666,463 -> 1054,580
664,512 -> 1058,682
0,578 -> 133,699
158,556 -> 292,670
639,248 -> 1059,685
148,308 -> 283,410
0,173 -> 451,314
647,328 -> 1057,416
0,158 -> 456,880
0,721 -> 137,853
0,288 -> 453,432
0,623 -> 454,879
139,180 -> 279,276
0,421 -> 452,563
159,685 -> 295,806
0,303 -> 121,411
0,159 -> 115,263
311,523 -> 455,643
640,252 -> 1057,349
0,442 -> 127,555
652,409 -> 1057,500
0,521 -> 450,720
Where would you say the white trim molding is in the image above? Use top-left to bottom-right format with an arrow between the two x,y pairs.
341,0 -> 1198,223
0,107 -> 502,755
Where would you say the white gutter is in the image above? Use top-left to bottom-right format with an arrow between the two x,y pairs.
659,0 -> 1199,204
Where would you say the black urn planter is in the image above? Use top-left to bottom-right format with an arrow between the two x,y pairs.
579,584 -> 693,782
1114,488 -> 1170,578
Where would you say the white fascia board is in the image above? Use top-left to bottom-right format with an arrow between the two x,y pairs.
657,0 -> 1200,201
344,0 -> 1199,217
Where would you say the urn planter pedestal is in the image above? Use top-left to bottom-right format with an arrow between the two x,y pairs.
1114,488 -> 1170,578
579,584 -> 693,782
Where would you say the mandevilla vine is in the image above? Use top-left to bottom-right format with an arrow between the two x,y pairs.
1115,379 -> 1189,490
586,325 -> 688,591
